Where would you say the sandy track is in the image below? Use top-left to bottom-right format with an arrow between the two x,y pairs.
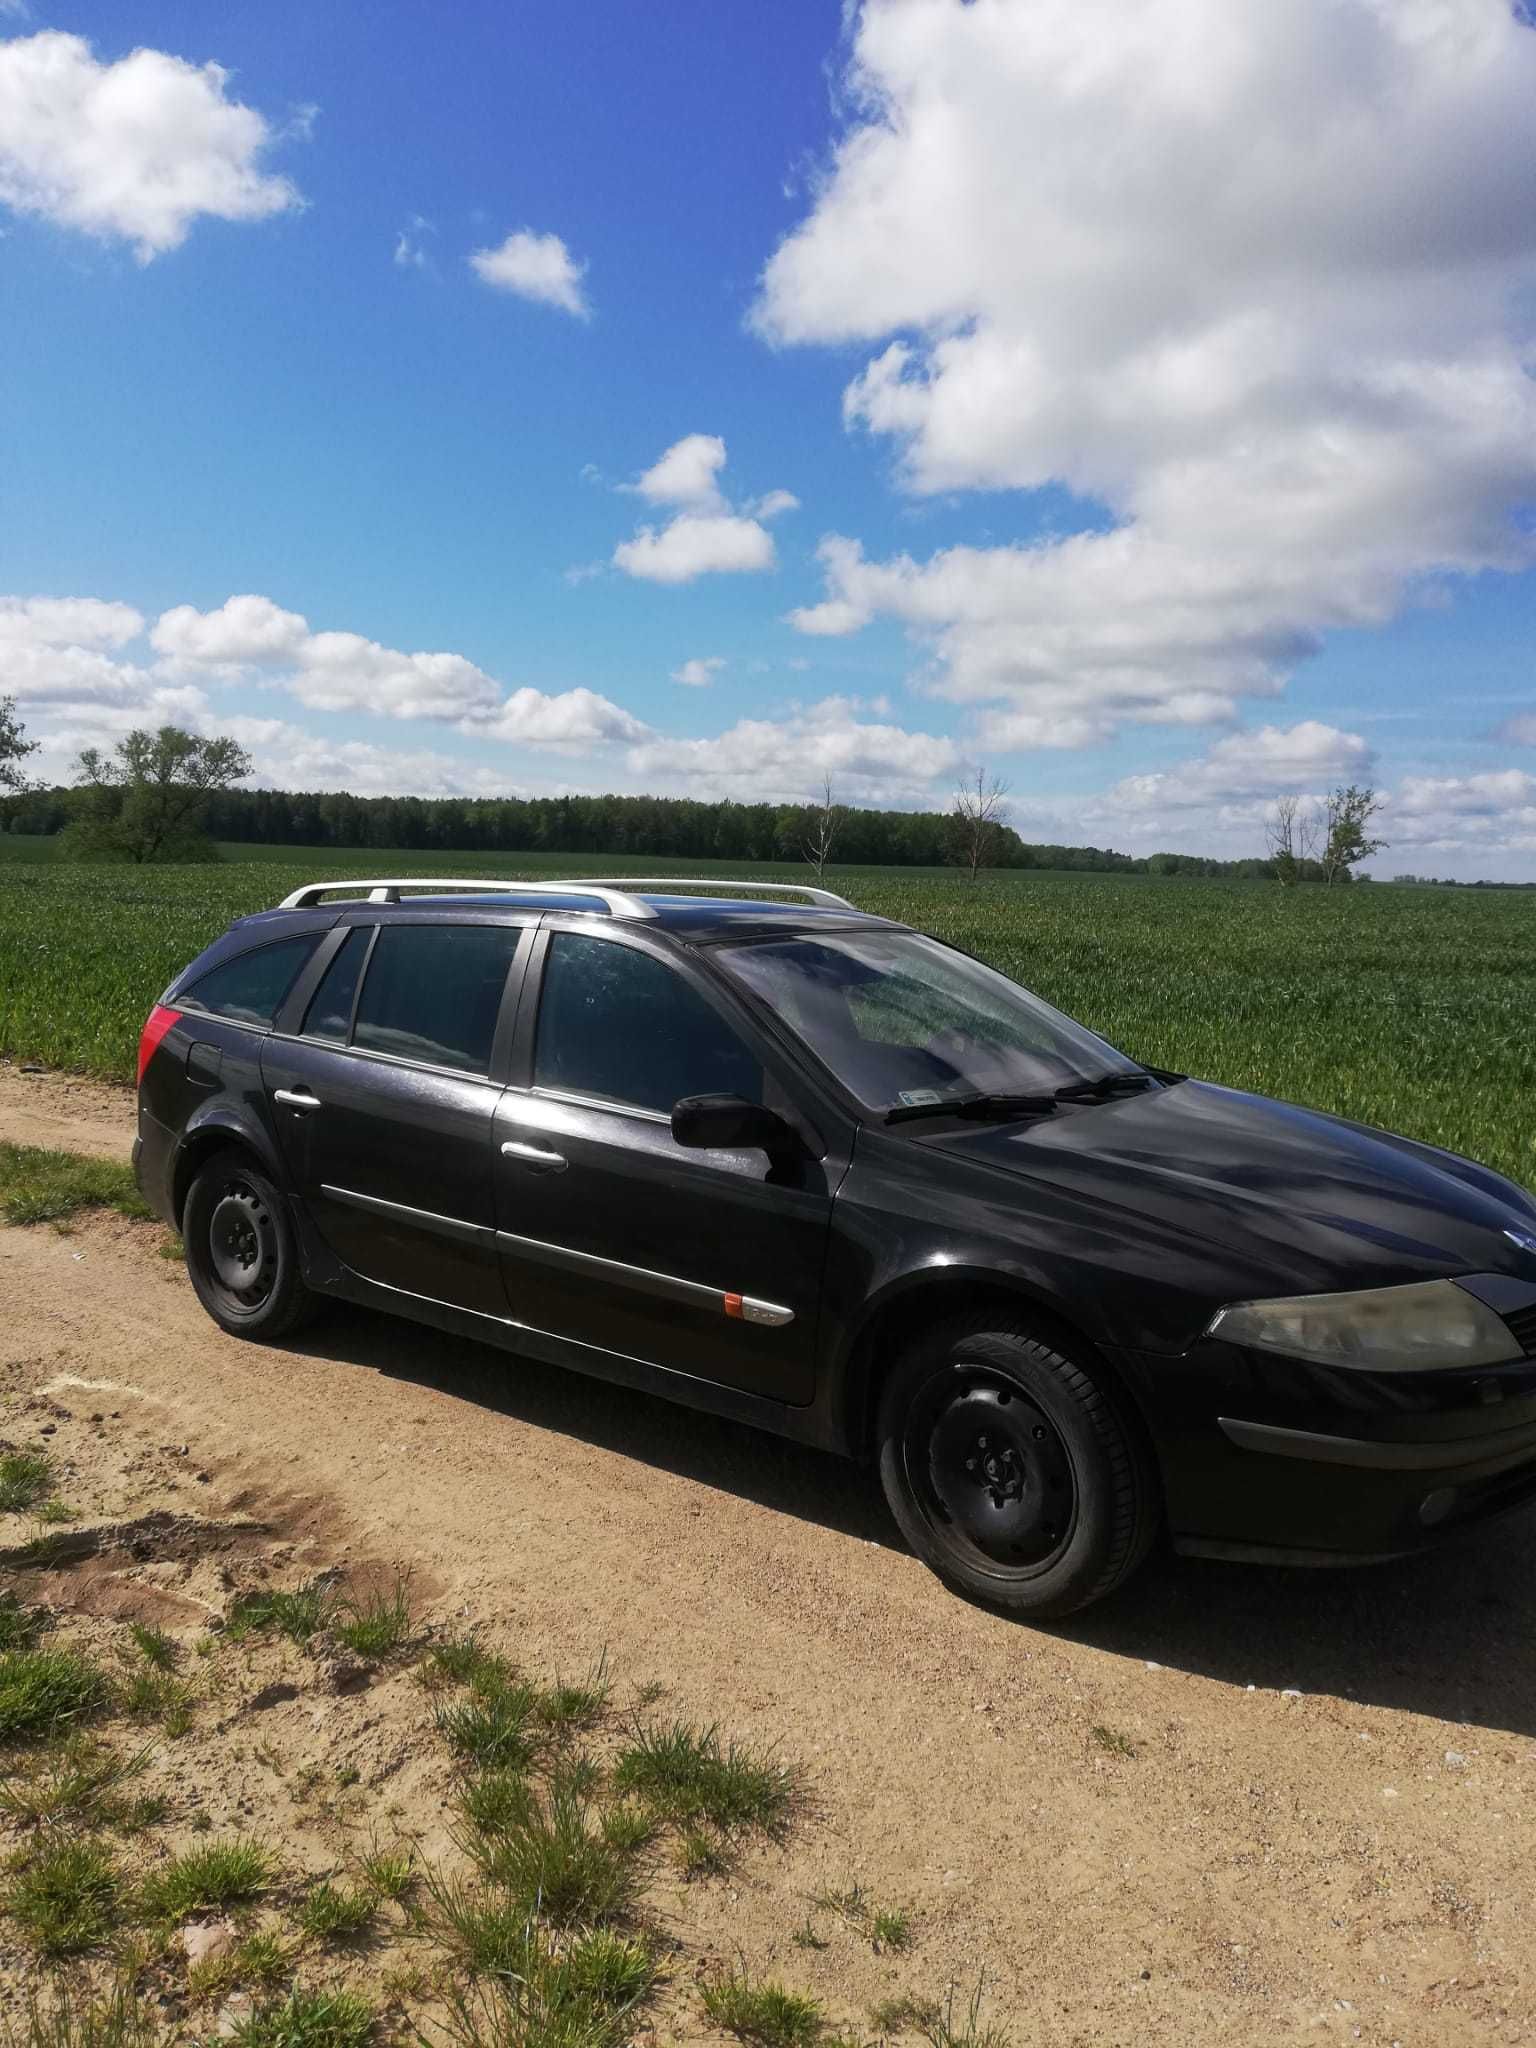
2,1082 -> 1533,2043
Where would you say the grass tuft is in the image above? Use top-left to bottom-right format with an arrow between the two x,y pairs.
0,1591 -> 42,1651
0,1739 -> 152,1830
536,1653 -> 610,1736
0,1451 -> 53,1513
298,1882 -> 376,1944
4,1979 -> 159,2048
5,1835 -> 121,1956
226,1579 -> 337,1645
436,1679 -> 540,1773
0,1143 -> 151,1228
1088,1724 -> 1136,1760
0,1647 -> 111,1741
701,1968 -> 824,2048
419,1634 -> 509,1691
335,1575 -> 414,1659
229,1987 -> 373,2048
139,1837 -> 276,1921
126,1622 -> 177,1672
675,1827 -> 730,1881
357,1842 -> 415,1902
918,1980 -> 1009,2048
437,1922 -> 654,2048
463,1775 -> 643,1929
613,1720 -> 794,1834
869,1997 -> 941,2038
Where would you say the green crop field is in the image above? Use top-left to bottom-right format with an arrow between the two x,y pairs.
0,837 -> 1532,1186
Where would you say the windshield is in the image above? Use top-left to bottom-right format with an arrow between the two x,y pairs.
714,930 -> 1144,1116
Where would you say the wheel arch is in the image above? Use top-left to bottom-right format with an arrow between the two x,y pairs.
171,1112 -> 285,1230
836,1267 -> 1151,1464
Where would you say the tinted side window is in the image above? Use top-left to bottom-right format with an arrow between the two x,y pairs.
534,932 -> 761,1116
183,936 -> 318,1029
352,925 -> 519,1076
302,927 -> 371,1042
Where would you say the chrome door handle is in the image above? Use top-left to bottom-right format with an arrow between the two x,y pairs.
500,1139 -> 568,1173
274,1088 -> 321,1111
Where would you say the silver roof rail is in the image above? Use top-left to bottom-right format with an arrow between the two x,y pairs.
569,876 -> 855,910
277,875 -> 855,916
277,877 -> 656,917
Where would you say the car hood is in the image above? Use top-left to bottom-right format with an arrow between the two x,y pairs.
924,1079 -> 1536,1296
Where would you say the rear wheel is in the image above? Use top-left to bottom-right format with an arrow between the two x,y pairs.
183,1148 -> 317,1341
877,1314 -> 1158,1618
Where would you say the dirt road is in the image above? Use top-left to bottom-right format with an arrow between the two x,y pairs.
2,1064 -> 1532,2045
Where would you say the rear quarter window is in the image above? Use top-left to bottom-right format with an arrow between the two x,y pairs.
181,935 -> 319,1029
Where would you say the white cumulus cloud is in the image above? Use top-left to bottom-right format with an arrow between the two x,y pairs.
469,228 -> 589,317
758,0 -> 1536,746
672,657 -> 725,688
625,696 -> 959,802
0,30 -> 302,260
152,593 -> 308,669
612,435 -> 794,584
1105,722 -> 1374,813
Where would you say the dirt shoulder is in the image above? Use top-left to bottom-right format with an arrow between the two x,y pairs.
0,1059 -> 138,1162
2,1092 -> 1534,2045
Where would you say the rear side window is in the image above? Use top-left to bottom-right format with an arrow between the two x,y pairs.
351,924 -> 520,1076
534,931 -> 761,1116
182,936 -> 318,1029
302,927 -> 371,1042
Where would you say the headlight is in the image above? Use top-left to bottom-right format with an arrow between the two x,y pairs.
1206,1279 -> 1521,1371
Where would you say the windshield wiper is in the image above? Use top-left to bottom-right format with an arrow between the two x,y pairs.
1052,1072 -> 1160,1103
885,1091 -> 1057,1126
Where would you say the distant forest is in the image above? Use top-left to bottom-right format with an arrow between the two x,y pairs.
7,781 -> 1281,877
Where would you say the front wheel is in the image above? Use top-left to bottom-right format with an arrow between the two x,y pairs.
183,1148 -> 318,1341
876,1314 -> 1158,1619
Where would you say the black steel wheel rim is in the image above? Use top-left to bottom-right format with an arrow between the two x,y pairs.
205,1178 -> 278,1314
905,1369 -> 1078,1578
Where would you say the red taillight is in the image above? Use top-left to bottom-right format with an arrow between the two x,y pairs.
137,1005 -> 181,1087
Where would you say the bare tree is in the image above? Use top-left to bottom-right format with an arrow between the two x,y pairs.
803,774 -> 843,884
950,765 -> 1010,881
1320,785 -> 1387,887
1264,793 -> 1319,887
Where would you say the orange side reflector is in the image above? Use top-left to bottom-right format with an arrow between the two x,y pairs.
723,1292 -> 744,1319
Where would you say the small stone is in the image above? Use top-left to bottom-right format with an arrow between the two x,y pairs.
1444,1749 -> 1467,1768
39,1424 -> 57,1437
181,1919 -> 236,1968
1144,1660 -> 1161,1672
216,1993 -> 254,2040
1281,1687 -> 1303,1699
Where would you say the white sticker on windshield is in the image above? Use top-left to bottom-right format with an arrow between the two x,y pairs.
897,1088 -> 944,1107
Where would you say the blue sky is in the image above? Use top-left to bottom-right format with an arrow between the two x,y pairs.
4,1 -> 1536,875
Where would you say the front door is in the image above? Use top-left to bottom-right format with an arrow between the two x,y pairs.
492,923 -> 837,1404
263,918 -> 527,1317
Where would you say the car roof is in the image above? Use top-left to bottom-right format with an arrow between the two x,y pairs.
236,890 -> 905,944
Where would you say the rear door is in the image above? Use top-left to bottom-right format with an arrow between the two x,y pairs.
262,916 -> 531,1317
491,920 -> 841,1405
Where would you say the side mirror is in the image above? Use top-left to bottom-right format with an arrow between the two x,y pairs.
671,1093 -> 797,1158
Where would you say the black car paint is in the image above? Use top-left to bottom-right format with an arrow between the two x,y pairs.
135,891 -> 1536,1573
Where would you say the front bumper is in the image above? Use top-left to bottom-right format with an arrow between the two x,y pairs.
1112,1331 -> 1536,1565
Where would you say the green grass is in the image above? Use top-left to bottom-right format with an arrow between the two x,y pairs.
436,1679 -> 541,1773
334,1576 -> 414,1658
0,1591 -> 41,1650
0,1740 -> 153,1830
613,1720 -> 795,1834
357,1842 -> 415,1902
3,1979 -> 160,2048
0,1452 -> 55,1513
138,1837 -> 276,1920
297,1882 -> 376,1943
461,1772 -> 643,1929
126,1622 -> 177,1671
0,1647 -> 112,1741
0,1144 -> 150,1228
1089,1723 -> 1136,1759
4,1836 -> 122,1956
437,1924 -> 655,2048
229,1988 -> 373,2048
226,1579 -> 338,1645
700,1968 -> 824,2048
1,851 -> 1533,1185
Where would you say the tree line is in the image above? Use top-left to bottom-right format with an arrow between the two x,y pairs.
0,699 -> 1412,883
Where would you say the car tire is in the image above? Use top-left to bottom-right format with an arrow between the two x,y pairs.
183,1147 -> 318,1342
876,1313 -> 1158,1619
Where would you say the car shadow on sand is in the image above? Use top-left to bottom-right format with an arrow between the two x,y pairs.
292,1304 -> 1536,1742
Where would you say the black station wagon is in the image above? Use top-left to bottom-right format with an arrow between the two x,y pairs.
134,876 -> 1536,1618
